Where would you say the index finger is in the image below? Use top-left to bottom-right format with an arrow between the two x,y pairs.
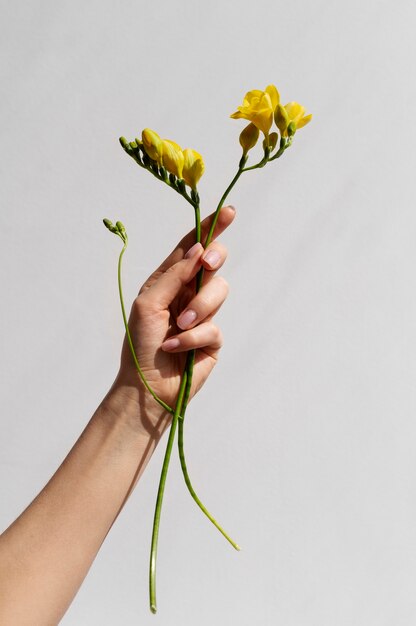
138,204 -> 236,296
157,204 -> 236,273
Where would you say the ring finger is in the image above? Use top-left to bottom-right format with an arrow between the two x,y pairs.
161,321 -> 223,352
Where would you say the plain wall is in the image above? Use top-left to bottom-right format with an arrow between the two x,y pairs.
1,1 -> 416,624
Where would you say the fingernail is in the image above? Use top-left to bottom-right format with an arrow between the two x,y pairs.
202,249 -> 220,269
177,309 -> 197,330
185,242 -> 203,259
161,337 -> 180,351
226,205 -> 236,212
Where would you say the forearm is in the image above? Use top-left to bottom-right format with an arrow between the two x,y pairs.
0,381 -> 168,625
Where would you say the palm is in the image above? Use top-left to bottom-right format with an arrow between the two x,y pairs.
116,205 -> 235,424
120,276 -> 215,412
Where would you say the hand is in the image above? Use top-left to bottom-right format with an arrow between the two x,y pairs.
112,205 -> 236,434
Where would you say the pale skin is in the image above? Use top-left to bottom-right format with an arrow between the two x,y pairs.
0,205 -> 236,625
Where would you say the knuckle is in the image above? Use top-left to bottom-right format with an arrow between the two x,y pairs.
138,281 -> 151,296
211,323 -> 223,344
165,264 -> 185,288
132,294 -> 148,316
214,275 -> 229,295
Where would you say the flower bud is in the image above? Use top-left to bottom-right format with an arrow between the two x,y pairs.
287,121 -> 296,137
263,132 -> 278,153
142,128 -> 163,164
274,104 -> 290,135
116,221 -> 126,235
239,122 -> 259,155
182,148 -> 205,190
103,218 -> 117,233
161,139 -> 185,179
159,165 -> 168,181
119,136 -> 129,150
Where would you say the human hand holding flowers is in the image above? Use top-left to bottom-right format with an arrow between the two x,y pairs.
0,82 -> 311,623
104,82 -> 312,613
113,205 -> 235,436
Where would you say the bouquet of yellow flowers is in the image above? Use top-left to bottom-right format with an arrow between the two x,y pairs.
103,83 -> 312,613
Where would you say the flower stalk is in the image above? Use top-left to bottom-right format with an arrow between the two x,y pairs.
104,82 -> 311,613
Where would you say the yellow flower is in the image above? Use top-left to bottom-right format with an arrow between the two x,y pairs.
239,122 -> 260,155
142,128 -> 164,164
230,84 -> 280,137
161,139 -> 185,179
276,102 -> 312,136
182,148 -> 205,189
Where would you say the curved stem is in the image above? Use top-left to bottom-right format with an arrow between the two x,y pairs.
177,205 -> 240,550
177,418 -> 240,550
118,237 -> 174,415
241,158 -> 268,172
149,372 -> 188,614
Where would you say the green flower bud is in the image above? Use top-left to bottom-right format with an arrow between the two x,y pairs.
287,121 -> 296,137
103,218 -> 117,234
142,152 -> 151,167
116,221 -> 126,235
159,165 -> 168,181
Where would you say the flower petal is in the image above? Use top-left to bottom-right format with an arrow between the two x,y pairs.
161,139 -> 184,178
296,113 -> 313,129
142,128 -> 163,163
284,102 -> 305,124
265,84 -> 280,109
182,148 -> 205,188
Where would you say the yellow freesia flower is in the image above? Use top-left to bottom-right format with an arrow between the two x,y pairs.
142,128 -> 164,164
277,102 -> 312,136
161,139 -> 185,179
182,148 -> 205,189
230,84 -> 280,137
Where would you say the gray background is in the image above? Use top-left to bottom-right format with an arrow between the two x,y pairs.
1,0 -> 416,624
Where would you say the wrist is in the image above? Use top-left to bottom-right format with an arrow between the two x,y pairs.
98,373 -> 172,443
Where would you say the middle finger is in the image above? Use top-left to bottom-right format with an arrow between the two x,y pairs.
176,274 -> 229,330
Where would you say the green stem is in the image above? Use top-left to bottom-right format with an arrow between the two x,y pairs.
241,158 -> 268,172
118,236 -> 174,415
176,144 -> 291,542
149,372 -> 188,614
241,138 -> 290,172
178,415 -> 241,550
177,204 -> 240,550
204,165 -> 245,248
